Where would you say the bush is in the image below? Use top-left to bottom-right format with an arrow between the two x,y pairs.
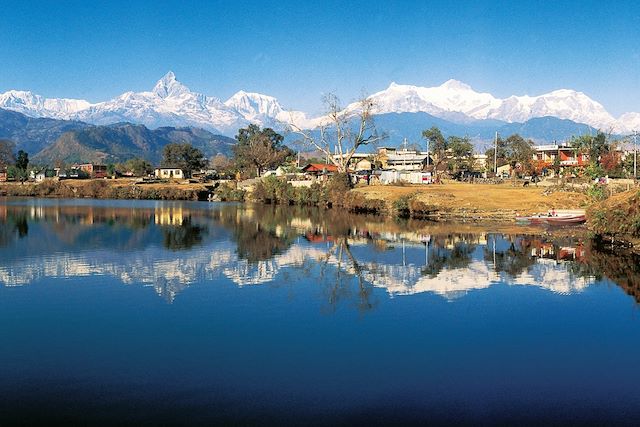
393,193 -> 415,217
215,183 -> 246,202
252,176 -> 294,205
586,184 -> 608,201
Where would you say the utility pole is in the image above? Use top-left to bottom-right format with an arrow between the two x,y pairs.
634,130 -> 637,179
494,131 -> 498,175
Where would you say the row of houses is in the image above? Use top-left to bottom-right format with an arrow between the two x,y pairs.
334,143 -> 631,175
1,163 -> 194,183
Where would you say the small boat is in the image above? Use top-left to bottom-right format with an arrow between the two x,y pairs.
516,209 -> 586,225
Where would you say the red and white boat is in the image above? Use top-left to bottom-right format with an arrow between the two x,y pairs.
516,209 -> 586,225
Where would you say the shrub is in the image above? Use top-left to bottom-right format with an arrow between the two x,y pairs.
586,184 -> 607,201
215,183 -> 245,202
393,193 -> 415,217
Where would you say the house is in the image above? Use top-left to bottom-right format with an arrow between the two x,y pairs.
377,147 -> 432,171
154,167 -> 185,179
30,168 -> 56,182
75,163 -> 108,178
0,167 -> 6,182
301,163 -> 341,176
331,153 -> 373,171
532,143 -> 589,170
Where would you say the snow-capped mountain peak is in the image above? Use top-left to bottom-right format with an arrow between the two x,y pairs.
225,90 -> 284,119
152,71 -> 192,98
439,79 -> 473,91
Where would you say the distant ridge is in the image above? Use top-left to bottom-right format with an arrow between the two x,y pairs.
0,108 -> 234,165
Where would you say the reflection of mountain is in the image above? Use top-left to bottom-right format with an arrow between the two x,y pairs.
0,201 -> 629,306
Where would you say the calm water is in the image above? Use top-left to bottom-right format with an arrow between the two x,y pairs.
1,198 -> 640,425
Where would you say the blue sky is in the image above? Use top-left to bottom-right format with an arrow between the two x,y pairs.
0,0 -> 638,116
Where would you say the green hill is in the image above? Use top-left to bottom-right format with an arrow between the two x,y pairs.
32,122 -> 235,165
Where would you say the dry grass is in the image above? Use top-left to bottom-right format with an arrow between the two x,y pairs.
353,181 -> 588,216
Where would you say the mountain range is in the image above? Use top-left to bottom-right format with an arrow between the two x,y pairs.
0,108 -> 234,165
1,72 -> 638,138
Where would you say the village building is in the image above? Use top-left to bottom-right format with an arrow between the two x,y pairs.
301,163 -> 342,177
75,163 -> 108,178
30,168 -> 56,182
0,167 -> 7,182
377,147 -> 432,171
532,142 -> 590,169
154,167 -> 185,179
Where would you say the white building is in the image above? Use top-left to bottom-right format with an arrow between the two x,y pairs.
154,167 -> 184,179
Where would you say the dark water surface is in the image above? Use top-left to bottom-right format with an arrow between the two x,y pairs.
1,198 -> 640,425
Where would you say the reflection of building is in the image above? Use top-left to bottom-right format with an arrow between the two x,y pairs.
154,207 -> 184,226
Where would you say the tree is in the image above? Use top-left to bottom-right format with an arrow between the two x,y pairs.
161,143 -> 207,178
15,150 -> 28,171
572,132 -> 611,166
14,150 -> 29,183
0,139 -> 15,166
124,158 -> 153,177
447,136 -> 474,172
233,125 -> 294,177
289,94 -> 385,173
485,134 -> 534,177
422,127 -> 448,173
503,134 -> 534,175
485,135 -> 508,174
210,154 -> 234,178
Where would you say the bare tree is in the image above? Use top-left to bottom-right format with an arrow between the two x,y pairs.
289,94 -> 385,173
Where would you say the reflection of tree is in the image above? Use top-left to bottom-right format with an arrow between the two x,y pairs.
319,237 -> 378,314
484,235 -> 536,277
234,223 -> 293,262
422,238 -> 476,277
13,213 -> 28,238
585,244 -> 640,304
161,217 -> 208,251
0,211 -> 29,247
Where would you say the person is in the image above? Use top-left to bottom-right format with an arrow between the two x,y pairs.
551,208 -> 557,217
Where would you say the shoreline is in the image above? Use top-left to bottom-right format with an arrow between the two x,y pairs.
2,178 -> 638,251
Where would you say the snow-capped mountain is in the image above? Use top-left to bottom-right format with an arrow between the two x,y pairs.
72,71 -> 250,134
0,72 -> 637,135
224,90 -> 314,130
0,90 -> 91,119
360,80 -> 619,131
618,112 -> 640,134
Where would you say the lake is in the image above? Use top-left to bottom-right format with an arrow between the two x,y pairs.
1,198 -> 639,425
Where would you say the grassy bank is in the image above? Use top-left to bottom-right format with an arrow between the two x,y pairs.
588,189 -> 640,250
247,176 -> 590,221
0,179 -> 212,200
0,177 -> 597,224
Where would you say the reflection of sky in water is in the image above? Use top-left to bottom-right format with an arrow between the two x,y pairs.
2,200 -> 640,424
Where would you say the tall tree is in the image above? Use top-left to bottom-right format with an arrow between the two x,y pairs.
572,131 -> 611,166
485,134 -> 533,176
161,143 -> 207,177
233,125 -> 293,177
447,136 -> 474,172
15,150 -> 28,171
289,94 -> 385,173
124,157 -> 153,176
422,127 -> 448,172
503,134 -> 534,174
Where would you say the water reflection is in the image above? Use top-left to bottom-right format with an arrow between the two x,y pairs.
0,200 -> 636,307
